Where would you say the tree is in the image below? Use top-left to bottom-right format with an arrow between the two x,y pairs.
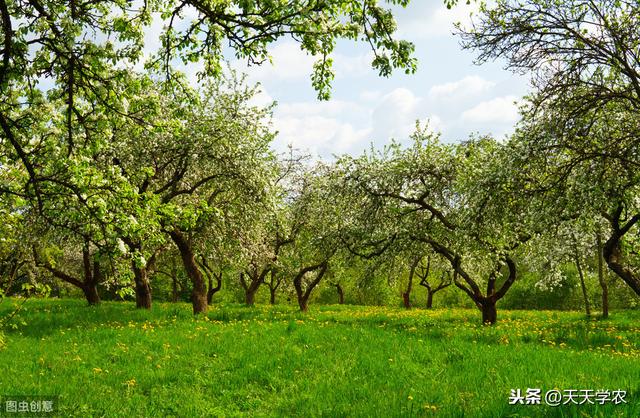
460,0 -> 640,298
520,219 -> 602,316
195,256 -> 223,305
571,234 -> 591,317
596,230 -> 609,318
332,282 -> 346,305
401,258 -> 418,309
1,0 -> 420,202
416,255 -> 452,309
339,127 -> 536,324
283,163 -> 345,312
0,189 -> 31,296
1,1 -> 425,313
236,209 -> 296,306
33,238 -> 104,306
265,269 -> 284,305
507,102 -> 640,298
459,0 -> 640,113
105,73 -> 275,314
154,252 -> 188,303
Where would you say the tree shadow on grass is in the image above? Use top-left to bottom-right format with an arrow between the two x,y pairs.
0,298 -> 192,338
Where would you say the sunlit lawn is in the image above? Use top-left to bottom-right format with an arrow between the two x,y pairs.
0,299 -> 638,417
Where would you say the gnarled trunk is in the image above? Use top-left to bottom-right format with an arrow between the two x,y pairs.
293,262 -> 328,313
34,244 -> 103,306
335,283 -> 344,304
602,208 -> 640,296
402,258 -> 418,309
195,256 -> 222,305
298,296 -> 309,312
245,286 -> 258,305
426,290 -> 433,309
597,232 -> 609,319
82,283 -> 101,305
480,299 -> 497,325
123,239 -> 157,310
85,258 -> 103,305
207,275 -> 221,304
417,257 -> 449,309
132,263 -> 152,309
240,269 -> 269,306
169,229 -> 208,314
449,255 -> 517,325
603,237 -> 640,296
81,246 -> 101,305
402,292 -> 411,309
266,270 -> 282,305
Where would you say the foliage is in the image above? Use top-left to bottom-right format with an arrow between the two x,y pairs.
460,0 -> 640,298
336,125 -> 541,322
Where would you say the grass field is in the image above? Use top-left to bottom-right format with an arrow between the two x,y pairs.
0,299 -> 638,417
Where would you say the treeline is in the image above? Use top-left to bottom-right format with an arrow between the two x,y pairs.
1,0 -> 639,324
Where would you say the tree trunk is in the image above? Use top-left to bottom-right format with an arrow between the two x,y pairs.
573,253 -> 591,316
80,244 -> 101,305
205,271 -> 222,305
402,258 -> 418,309
169,229 -> 208,315
602,209 -> 640,296
82,283 -> 101,305
335,283 -> 344,304
191,285 -> 208,314
172,274 -> 178,303
132,263 -> 152,309
206,278 -> 217,304
245,287 -> 258,305
480,299 -> 497,325
604,239 -> 640,295
426,290 -> 433,309
402,292 -> 411,309
123,240 -> 155,310
266,270 -> 280,305
241,268 -> 269,306
170,261 -> 179,303
35,245 -> 104,306
597,232 -> 609,319
298,296 -> 309,312
293,262 -> 328,313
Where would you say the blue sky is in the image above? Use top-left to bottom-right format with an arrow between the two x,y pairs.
164,2 -> 532,159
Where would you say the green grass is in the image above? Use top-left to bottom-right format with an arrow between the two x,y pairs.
0,299 -> 638,417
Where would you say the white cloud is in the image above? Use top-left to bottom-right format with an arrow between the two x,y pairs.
237,42 -> 316,82
333,52 -> 375,79
461,96 -> 520,124
272,115 -> 371,157
428,76 -> 495,102
359,90 -> 382,102
277,100 -> 366,119
271,99 -> 372,157
331,124 -> 373,153
233,42 -> 375,84
248,86 -> 275,109
396,2 -> 479,40
273,115 -> 339,150
419,115 -> 445,135
370,88 -> 424,140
